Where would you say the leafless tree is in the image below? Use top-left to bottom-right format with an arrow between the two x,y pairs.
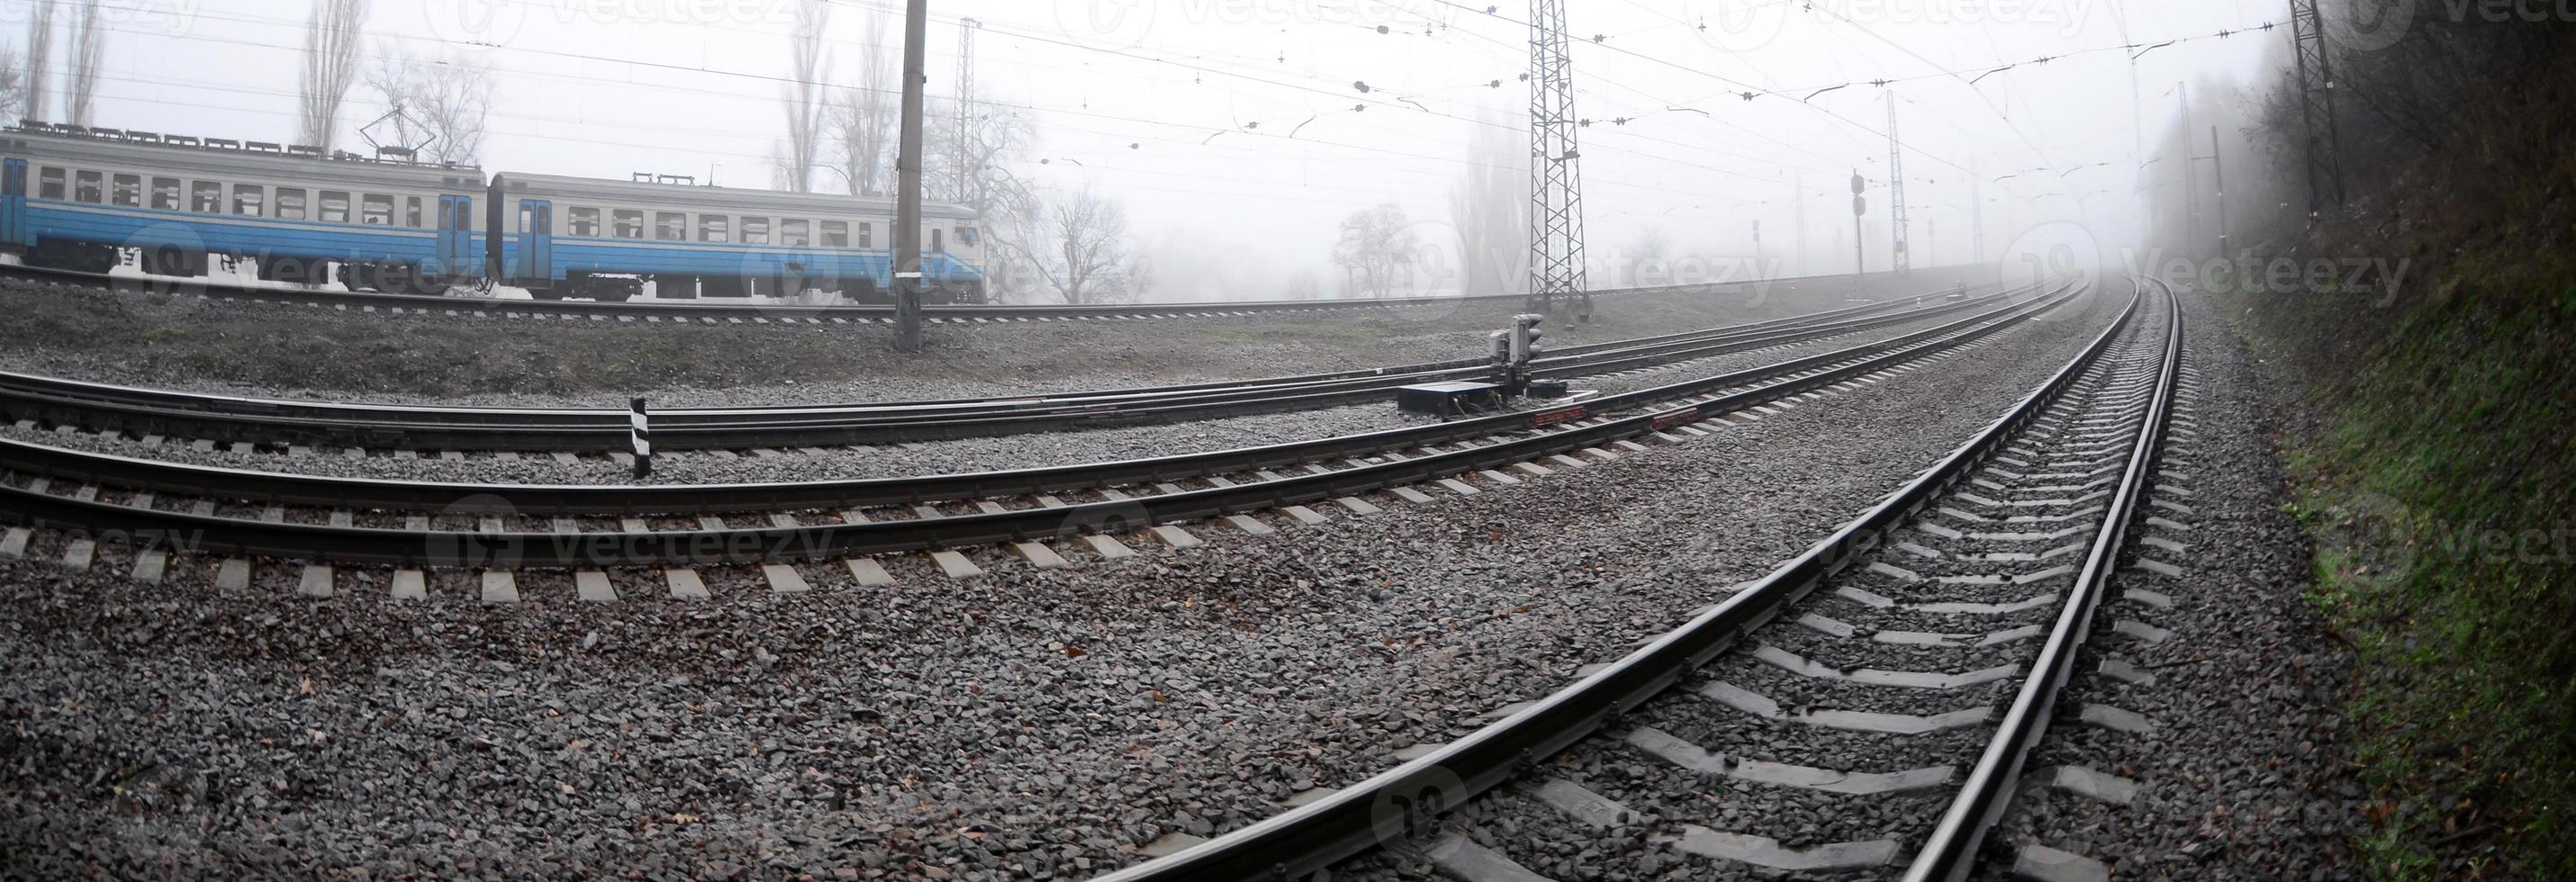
1447,112 -> 1530,296
1282,267 -> 1324,301
926,100 -> 1037,227
298,0 -> 369,151
23,3 -> 55,123
0,45 -> 23,124
65,0 -> 102,128
363,50 -> 495,165
1013,188 -> 1142,305
780,1 -> 829,193
1332,202 -> 1419,298
827,11 -> 897,196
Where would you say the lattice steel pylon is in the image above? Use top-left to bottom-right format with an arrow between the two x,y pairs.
2289,0 -> 2346,221
1885,93 -> 1911,275
1525,0 -> 1590,320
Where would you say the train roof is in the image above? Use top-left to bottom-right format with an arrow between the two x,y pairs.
1,122 -> 486,192
491,171 -> 982,221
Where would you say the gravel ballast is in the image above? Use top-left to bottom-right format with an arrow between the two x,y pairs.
0,304 -> 2005,486
0,288 -> 2118,880
0,273 -> 1978,406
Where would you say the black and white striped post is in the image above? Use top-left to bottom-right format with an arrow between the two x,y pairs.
628,397 -> 653,480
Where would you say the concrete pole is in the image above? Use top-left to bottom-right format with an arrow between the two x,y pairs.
893,0 -> 930,353
2211,124 -> 2228,258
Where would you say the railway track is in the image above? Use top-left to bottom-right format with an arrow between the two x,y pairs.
1076,275 -> 2183,881
0,257 -> 1944,325
0,283 -> 2030,452
0,279 -> 2083,594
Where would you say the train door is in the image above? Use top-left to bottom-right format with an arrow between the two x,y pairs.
512,199 -> 552,284
1,159 -> 26,250
435,194 -> 475,281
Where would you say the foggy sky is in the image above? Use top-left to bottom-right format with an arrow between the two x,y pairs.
13,0 -> 2286,298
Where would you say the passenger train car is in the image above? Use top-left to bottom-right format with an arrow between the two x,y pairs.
0,122 -> 987,302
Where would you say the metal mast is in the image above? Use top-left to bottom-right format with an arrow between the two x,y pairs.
1885,93 -> 1911,275
2288,0 -> 2346,221
1525,0 -> 1589,320
954,17 -> 980,202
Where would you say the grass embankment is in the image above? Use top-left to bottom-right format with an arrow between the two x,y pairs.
2221,233 -> 2575,878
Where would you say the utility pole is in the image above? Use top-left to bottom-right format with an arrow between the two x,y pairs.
893,0 -> 928,353
1885,93 -> 1911,275
1794,169 -> 1810,276
2289,0 -> 2346,222
954,17 -> 980,202
2176,82 -> 2198,257
2211,125 -> 2228,256
1971,160 -> 1986,266
1525,0 -> 1590,321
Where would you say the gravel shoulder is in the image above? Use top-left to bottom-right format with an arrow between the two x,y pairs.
0,273 -> 1977,406
1978,285 -> 2359,880
0,286 -> 2111,881
0,306 -> 1996,485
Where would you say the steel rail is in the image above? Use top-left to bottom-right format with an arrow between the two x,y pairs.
0,284 -> 2075,519
0,258 -> 1956,323
0,283 -> 2083,565
1060,276 -> 2144,882
1902,275 -> 2182,881
0,287 -> 2030,451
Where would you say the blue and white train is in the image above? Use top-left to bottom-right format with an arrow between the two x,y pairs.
0,122 -> 988,302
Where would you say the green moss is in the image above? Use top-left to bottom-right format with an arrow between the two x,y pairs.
2225,242 -> 2576,878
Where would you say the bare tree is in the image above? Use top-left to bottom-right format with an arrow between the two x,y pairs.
1282,267 -> 1324,301
1014,188 -> 1141,305
298,0 -> 369,151
780,1 -> 828,193
1447,112 -> 1530,296
0,45 -> 23,124
1332,203 -> 1419,298
827,11 -> 897,196
65,0 -> 102,128
23,3 -> 55,123
363,50 -> 495,165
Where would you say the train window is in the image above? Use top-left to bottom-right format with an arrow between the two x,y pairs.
612,210 -> 645,238
857,221 -> 873,248
318,191 -> 350,222
111,175 -> 141,207
150,177 -> 179,211
406,197 -> 425,228
191,182 -> 222,213
36,167 -> 64,200
232,184 -> 265,217
740,217 -> 770,246
361,194 -> 394,226
655,212 -> 685,241
930,229 -> 945,253
74,171 -> 103,203
781,219 -> 810,247
698,214 -> 729,243
565,207 -> 601,237
958,226 -> 979,246
275,188 -> 308,220
821,220 -> 849,248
